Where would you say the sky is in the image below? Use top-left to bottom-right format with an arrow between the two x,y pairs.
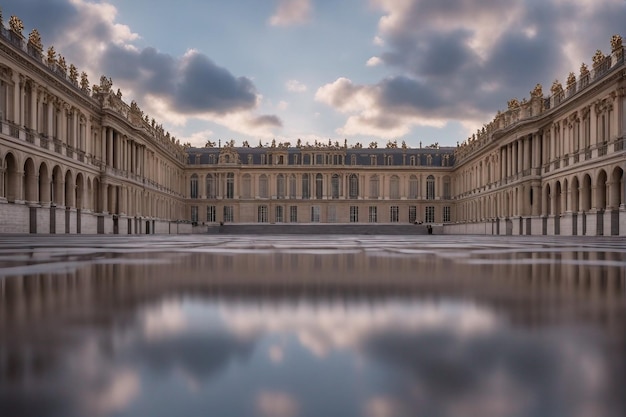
3,0 -> 625,148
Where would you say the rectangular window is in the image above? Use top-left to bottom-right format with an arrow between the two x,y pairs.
443,206 -> 451,223
390,206 -> 399,222
368,206 -> 377,223
311,206 -> 321,222
425,206 -> 435,223
350,206 -> 359,223
224,206 -> 234,223
191,206 -> 198,223
409,206 -> 417,223
328,205 -> 337,223
207,205 -> 216,222
258,205 -> 268,223
275,206 -> 284,223
289,206 -> 298,223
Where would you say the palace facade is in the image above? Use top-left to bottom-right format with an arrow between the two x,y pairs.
0,14 -> 624,235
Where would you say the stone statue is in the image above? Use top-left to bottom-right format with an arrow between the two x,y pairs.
530,83 -> 543,99
57,55 -> 67,73
99,76 -> 112,93
550,79 -> 563,95
592,49 -> 605,67
566,72 -> 576,87
580,62 -> 589,77
507,98 -> 520,109
69,64 -> 78,84
80,72 -> 90,92
47,46 -> 56,65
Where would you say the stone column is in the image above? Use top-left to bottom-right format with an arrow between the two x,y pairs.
30,83 -> 38,130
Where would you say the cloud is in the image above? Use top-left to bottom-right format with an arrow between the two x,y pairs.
269,0 -> 312,26
316,0 -> 626,140
366,56 -> 382,67
285,79 -> 308,93
256,391 -> 300,417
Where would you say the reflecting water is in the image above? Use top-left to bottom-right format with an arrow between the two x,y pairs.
0,235 -> 625,417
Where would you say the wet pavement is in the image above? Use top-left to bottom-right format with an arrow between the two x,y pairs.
1,235 -> 625,417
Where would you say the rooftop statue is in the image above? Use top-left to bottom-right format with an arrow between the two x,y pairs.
580,62 -> 589,77
69,64 -> 78,84
566,72 -> 576,87
530,83 -> 543,99
550,79 -> 563,95
80,72 -> 90,92
57,55 -> 67,73
611,34 -> 622,51
592,49 -> 605,67
47,46 -> 56,65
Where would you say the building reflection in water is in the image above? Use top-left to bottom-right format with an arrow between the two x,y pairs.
0,243 -> 625,417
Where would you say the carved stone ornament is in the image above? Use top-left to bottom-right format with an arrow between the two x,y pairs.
566,72 -> 576,87
57,55 -> 67,73
610,34 -> 622,51
9,15 -> 24,36
80,72 -> 90,92
99,76 -> 113,93
507,98 -> 520,110
28,29 -> 43,51
69,64 -> 78,83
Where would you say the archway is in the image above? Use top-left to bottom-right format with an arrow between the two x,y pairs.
4,153 -> 19,202
24,158 -> 37,203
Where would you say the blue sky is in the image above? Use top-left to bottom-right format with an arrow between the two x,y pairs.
3,0 -> 625,148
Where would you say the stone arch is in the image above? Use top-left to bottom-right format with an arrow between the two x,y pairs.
93,177 -> 101,213
23,157 -> 37,203
51,165 -> 64,206
65,170 -> 75,208
581,174 -> 592,211
38,162 -> 51,204
4,152 -> 19,202
570,176 -> 580,212
609,166 -> 623,209
543,183 -> 552,216
75,173 -> 85,209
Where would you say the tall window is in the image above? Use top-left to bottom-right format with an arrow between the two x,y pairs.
190,174 -> 198,199
390,175 -> 400,199
443,176 -> 451,200
226,173 -> 234,199
368,206 -> 377,223
275,206 -> 284,223
191,206 -> 198,223
289,174 -> 297,199
369,175 -> 379,199
390,206 -> 399,222
302,174 -> 310,199
350,206 -> 359,222
277,174 -> 285,199
259,174 -> 268,198
349,174 -> 359,199
443,206 -> 451,223
258,205 -> 268,222
311,206 -> 321,222
328,205 -> 337,222
409,175 -> 418,199
315,173 -> 323,199
409,206 -> 417,223
351,155 -> 357,165
207,205 -> 216,222
289,206 -> 297,222
331,174 -> 340,199
206,174 -> 216,198
224,206 -> 234,222
426,175 -> 435,200
425,206 -> 435,223
242,174 -> 251,198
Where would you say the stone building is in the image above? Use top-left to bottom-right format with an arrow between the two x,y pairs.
0,14 -> 624,235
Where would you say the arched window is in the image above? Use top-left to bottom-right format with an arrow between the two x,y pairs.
242,174 -> 251,198
206,174 -> 216,198
409,175 -> 418,199
426,175 -> 435,200
390,175 -> 400,199
349,174 -> 359,199
369,175 -> 379,199
315,173 -> 323,199
259,174 -> 268,198
190,174 -> 198,199
226,173 -> 234,199
289,174 -> 297,199
331,174 -> 340,199
277,174 -> 285,199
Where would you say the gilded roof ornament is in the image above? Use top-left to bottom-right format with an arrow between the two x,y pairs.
530,83 -> 543,99
57,55 -> 67,73
566,72 -> 576,86
592,49 -> 605,67
47,46 -> 56,65
28,29 -> 42,51
69,64 -> 78,83
507,98 -> 520,109
0,8 -> 3,25
580,62 -> 589,77
80,72 -> 90,92
610,34 -> 622,51
99,75 -> 113,93
550,79 -> 563,95
9,15 -> 24,36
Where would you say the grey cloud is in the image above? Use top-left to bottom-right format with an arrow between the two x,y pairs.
0,0 -> 78,40
248,114 -> 283,128
100,45 -> 259,114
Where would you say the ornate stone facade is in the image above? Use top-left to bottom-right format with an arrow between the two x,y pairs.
0,16 -> 624,235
